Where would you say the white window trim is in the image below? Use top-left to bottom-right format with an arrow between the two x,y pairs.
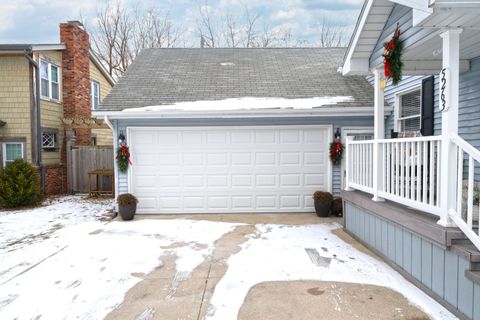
40,58 -> 61,103
2,142 -> 25,167
394,86 -> 422,133
91,80 -> 100,110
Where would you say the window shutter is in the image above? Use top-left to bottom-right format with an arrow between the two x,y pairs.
421,76 -> 435,136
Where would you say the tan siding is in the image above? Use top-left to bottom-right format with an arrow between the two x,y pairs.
37,51 -> 64,165
90,60 -> 113,146
0,55 -> 32,163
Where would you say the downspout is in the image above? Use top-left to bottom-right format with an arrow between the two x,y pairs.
24,49 -> 45,193
104,116 -> 118,201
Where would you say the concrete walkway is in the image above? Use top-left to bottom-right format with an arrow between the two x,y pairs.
105,214 -> 430,320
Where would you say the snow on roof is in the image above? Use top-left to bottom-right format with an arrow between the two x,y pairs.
122,96 -> 355,112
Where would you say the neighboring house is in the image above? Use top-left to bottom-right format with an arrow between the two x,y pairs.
342,1 -> 480,319
0,21 -> 115,194
94,48 -> 379,214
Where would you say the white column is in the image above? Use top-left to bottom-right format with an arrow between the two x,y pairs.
372,68 -> 385,202
438,28 -> 462,227
345,135 -> 354,191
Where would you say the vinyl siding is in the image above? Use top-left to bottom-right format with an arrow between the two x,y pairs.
0,55 -> 32,164
344,202 -> 479,319
90,60 -> 113,146
37,51 -> 64,165
115,116 -> 374,198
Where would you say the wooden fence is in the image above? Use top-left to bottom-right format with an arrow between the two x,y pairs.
69,146 -> 114,193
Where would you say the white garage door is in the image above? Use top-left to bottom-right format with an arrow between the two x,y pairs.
129,126 -> 331,214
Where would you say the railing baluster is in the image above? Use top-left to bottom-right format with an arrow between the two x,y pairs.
468,155 -> 474,228
406,142 -> 411,200
386,142 -> 390,193
457,147 -> 463,217
401,142 -> 405,198
416,141 -> 421,201
396,142 -> 400,196
429,141 -> 435,206
436,142 -> 441,207
422,141 -> 428,204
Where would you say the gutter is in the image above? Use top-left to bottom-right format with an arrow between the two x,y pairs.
24,49 -> 45,193
93,106 -> 391,120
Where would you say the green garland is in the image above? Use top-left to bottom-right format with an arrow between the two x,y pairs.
329,141 -> 344,165
383,26 -> 403,86
116,145 -> 132,173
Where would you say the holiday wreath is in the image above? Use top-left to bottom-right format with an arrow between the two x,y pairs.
329,141 -> 344,165
116,145 -> 132,173
383,26 -> 403,86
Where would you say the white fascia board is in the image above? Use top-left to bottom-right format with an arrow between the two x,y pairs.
93,106 -> 392,120
430,0 -> 480,8
343,58 -> 370,75
390,0 -> 431,11
31,44 -> 66,51
343,0 -> 375,75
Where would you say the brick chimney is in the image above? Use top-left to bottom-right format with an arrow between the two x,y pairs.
60,21 -> 91,146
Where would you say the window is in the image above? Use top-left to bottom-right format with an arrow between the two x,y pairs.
42,132 -> 57,149
2,143 -> 24,166
40,59 -> 60,101
90,81 -> 100,109
397,89 -> 421,134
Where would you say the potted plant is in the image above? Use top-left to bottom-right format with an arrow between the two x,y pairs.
331,197 -> 343,217
312,191 -> 333,217
117,193 -> 138,221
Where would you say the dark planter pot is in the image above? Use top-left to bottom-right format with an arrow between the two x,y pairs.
119,203 -> 137,221
314,200 -> 331,217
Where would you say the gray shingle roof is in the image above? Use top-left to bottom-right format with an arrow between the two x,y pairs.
99,48 -> 374,111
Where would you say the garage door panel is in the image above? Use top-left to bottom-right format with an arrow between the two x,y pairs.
255,153 -> 276,165
130,126 -> 330,214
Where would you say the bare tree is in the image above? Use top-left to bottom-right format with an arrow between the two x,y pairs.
90,1 -> 182,77
197,5 -> 217,48
317,17 -> 347,48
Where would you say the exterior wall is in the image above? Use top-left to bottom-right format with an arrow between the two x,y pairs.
90,60 -> 113,146
61,22 -> 91,146
369,3 -> 437,69
344,201 -> 480,320
36,51 -> 65,166
0,55 -> 32,164
114,116 -> 375,197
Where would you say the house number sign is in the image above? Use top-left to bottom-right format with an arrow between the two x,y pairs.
440,67 -> 449,112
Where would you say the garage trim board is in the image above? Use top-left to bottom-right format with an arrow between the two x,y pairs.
127,125 -> 332,214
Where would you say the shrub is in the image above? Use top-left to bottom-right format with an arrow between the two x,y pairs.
117,193 -> 138,206
0,159 -> 42,208
331,198 -> 343,217
312,191 -> 333,203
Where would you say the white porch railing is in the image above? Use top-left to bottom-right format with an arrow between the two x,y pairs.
449,133 -> 480,250
346,134 -> 480,250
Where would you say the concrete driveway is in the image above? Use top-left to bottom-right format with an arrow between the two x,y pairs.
105,214 -> 437,320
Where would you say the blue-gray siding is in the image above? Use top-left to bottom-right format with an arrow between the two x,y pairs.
116,116 -> 374,197
344,202 -> 480,319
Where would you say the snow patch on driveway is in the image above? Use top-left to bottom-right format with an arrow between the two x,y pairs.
205,223 -> 457,320
0,197 -> 238,320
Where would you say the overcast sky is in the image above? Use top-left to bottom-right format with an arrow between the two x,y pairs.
0,0 -> 364,46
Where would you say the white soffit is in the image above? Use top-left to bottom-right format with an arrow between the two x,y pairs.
343,0 -> 394,75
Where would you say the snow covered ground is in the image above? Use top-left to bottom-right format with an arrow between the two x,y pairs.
0,197 -> 457,320
0,196 -> 238,319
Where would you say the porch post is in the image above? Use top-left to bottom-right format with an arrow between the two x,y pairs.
345,135 -> 354,191
438,28 -> 462,227
372,68 -> 385,202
